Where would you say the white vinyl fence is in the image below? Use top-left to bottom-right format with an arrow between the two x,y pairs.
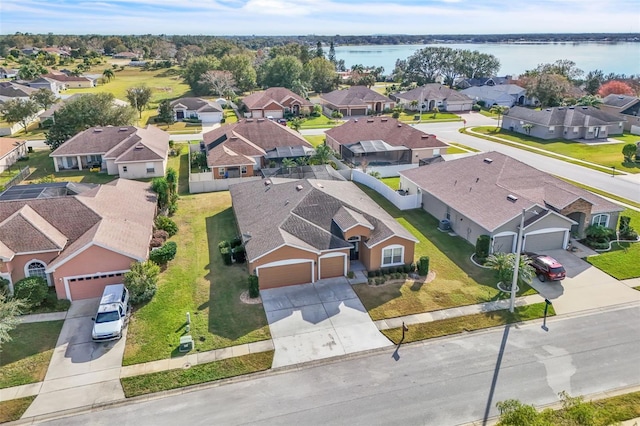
351,169 -> 421,210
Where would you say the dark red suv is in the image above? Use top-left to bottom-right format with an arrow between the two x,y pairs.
531,255 -> 566,282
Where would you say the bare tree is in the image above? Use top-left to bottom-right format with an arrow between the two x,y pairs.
199,70 -> 237,98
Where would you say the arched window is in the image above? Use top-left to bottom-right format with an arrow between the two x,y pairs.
592,214 -> 610,228
26,261 -> 47,282
381,244 -> 404,267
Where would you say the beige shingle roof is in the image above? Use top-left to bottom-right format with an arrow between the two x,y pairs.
321,86 -> 393,106
242,87 -> 312,110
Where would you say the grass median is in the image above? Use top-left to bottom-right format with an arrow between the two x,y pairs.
121,351 -> 274,398
382,303 -> 554,344
0,396 -> 36,423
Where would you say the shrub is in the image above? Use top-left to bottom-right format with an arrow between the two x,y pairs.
168,203 -> 178,216
155,215 -> 178,237
149,241 -> 177,265
0,276 -> 9,295
417,256 -> 430,276
42,290 -> 71,311
232,245 -> 246,263
13,276 -> 49,308
476,235 -> 490,262
619,216 -> 638,240
125,261 -> 160,305
149,238 -> 164,248
375,277 -> 386,285
347,271 -> 355,279
368,271 -> 375,278
153,229 -> 169,241
219,240 -> 230,250
248,275 -> 259,298
220,247 -> 233,265
230,237 -> 243,248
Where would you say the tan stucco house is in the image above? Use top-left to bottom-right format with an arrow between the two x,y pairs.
400,151 -> 623,253
392,84 -> 474,112
169,97 -> 223,124
0,137 -> 27,173
320,86 -> 395,116
241,87 -> 313,119
230,178 -> 418,289
50,125 -> 169,179
202,118 -> 315,179
0,179 -> 157,300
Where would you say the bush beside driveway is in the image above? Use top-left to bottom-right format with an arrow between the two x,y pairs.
352,185 -> 536,321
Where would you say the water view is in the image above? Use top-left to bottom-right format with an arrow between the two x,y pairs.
334,42 -> 640,77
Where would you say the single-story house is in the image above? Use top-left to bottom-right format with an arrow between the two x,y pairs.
392,84 -> 474,112
502,106 -> 625,140
456,76 -> 512,89
400,151 -> 623,253
28,77 -> 63,94
460,84 -> 536,107
169,97 -> 223,124
0,137 -> 27,172
201,118 -> 315,179
325,116 -> 448,169
50,125 -> 169,179
0,81 -> 37,103
0,67 -> 19,79
241,87 -> 313,119
320,86 -> 395,116
230,178 -> 418,289
600,94 -> 640,132
42,72 -> 95,89
0,179 -> 157,300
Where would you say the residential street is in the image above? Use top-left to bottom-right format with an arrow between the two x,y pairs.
42,304 -> 640,426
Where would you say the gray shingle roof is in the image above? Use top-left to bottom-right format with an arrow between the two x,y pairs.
393,84 -> 473,103
400,151 -> 622,232
321,86 -> 392,106
602,94 -> 639,109
230,179 -> 417,262
170,97 -> 222,113
505,105 -> 623,127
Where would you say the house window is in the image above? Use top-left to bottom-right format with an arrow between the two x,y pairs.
592,214 -> 609,227
218,167 -> 225,176
588,126 -> 594,133
381,245 -> 404,266
548,126 -> 555,132
146,162 -> 155,173
241,166 -> 247,174
573,126 -> 579,133
26,261 -> 48,283
433,148 -> 440,156
123,166 -> 128,172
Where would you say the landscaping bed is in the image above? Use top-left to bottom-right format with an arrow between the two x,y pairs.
0,321 -> 64,389
352,185 -> 535,321
0,396 -> 36,423
382,303 -> 554,344
121,351 -> 274,397
122,191 -> 270,365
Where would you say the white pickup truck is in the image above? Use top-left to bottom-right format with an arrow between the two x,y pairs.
92,284 -> 130,342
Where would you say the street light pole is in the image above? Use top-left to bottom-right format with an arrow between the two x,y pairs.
510,208 -> 526,313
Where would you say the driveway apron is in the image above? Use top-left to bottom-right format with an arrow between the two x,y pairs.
528,249 -> 640,314
22,298 -> 127,418
262,278 -> 392,368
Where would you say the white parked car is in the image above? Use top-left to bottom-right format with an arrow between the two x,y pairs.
92,284 -> 130,341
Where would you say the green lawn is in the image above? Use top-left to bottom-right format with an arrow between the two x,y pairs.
586,208 -> 640,280
0,321 -> 64,389
382,303 -> 554,344
0,396 -> 36,423
123,190 -> 271,365
121,351 -> 274,397
396,111 -> 461,122
21,149 -> 117,185
299,115 -> 340,129
380,177 -> 400,190
352,185 -> 536,321
303,134 -> 326,148
471,127 -> 640,174
611,132 -> 640,144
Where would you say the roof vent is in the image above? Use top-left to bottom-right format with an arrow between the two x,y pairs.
367,119 -> 374,123
246,118 -> 253,122
317,183 -> 324,188
397,123 -> 402,127
296,184 -> 304,191
119,127 -> 129,131
421,135 -> 429,139
257,118 -> 264,122
557,107 -> 564,110
507,194 -> 518,202
581,106 -> 588,110
545,108 -> 551,112
380,118 -> 388,122
569,106 -> 575,109
483,158 -> 493,164
93,128 -> 103,132
134,144 -> 144,150
264,179 -> 272,186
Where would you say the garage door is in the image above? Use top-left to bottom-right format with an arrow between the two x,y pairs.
252,110 -> 263,118
320,256 -> 345,279
68,277 -> 118,300
523,231 -> 566,253
492,235 -> 514,253
265,110 -> 283,119
350,108 -> 366,116
258,262 -> 312,289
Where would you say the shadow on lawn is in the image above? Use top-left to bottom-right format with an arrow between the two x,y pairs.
177,149 -> 190,195
203,209 -> 270,342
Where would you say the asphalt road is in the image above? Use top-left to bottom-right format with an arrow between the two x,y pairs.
42,304 -> 640,426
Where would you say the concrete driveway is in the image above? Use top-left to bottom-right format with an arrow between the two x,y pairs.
23,298 -> 127,418
528,249 -> 640,314
262,278 -> 392,368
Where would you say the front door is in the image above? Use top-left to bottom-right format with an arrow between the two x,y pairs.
350,241 -> 359,260
593,126 -> 600,138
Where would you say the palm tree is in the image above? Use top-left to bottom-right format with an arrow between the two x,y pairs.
102,68 -> 115,83
522,123 -> 534,135
281,157 -> 296,171
289,117 -> 304,132
489,105 -> 509,128
485,252 -> 535,291
575,95 -> 603,108
409,100 -> 419,111
311,143 -> 333,165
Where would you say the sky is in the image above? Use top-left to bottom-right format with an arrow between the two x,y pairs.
0,0 -> 639,36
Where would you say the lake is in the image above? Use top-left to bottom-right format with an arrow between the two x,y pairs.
334,42 -> 640,77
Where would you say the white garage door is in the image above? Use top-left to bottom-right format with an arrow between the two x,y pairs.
524,231 -> 566,253
265,110 -> 283,119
